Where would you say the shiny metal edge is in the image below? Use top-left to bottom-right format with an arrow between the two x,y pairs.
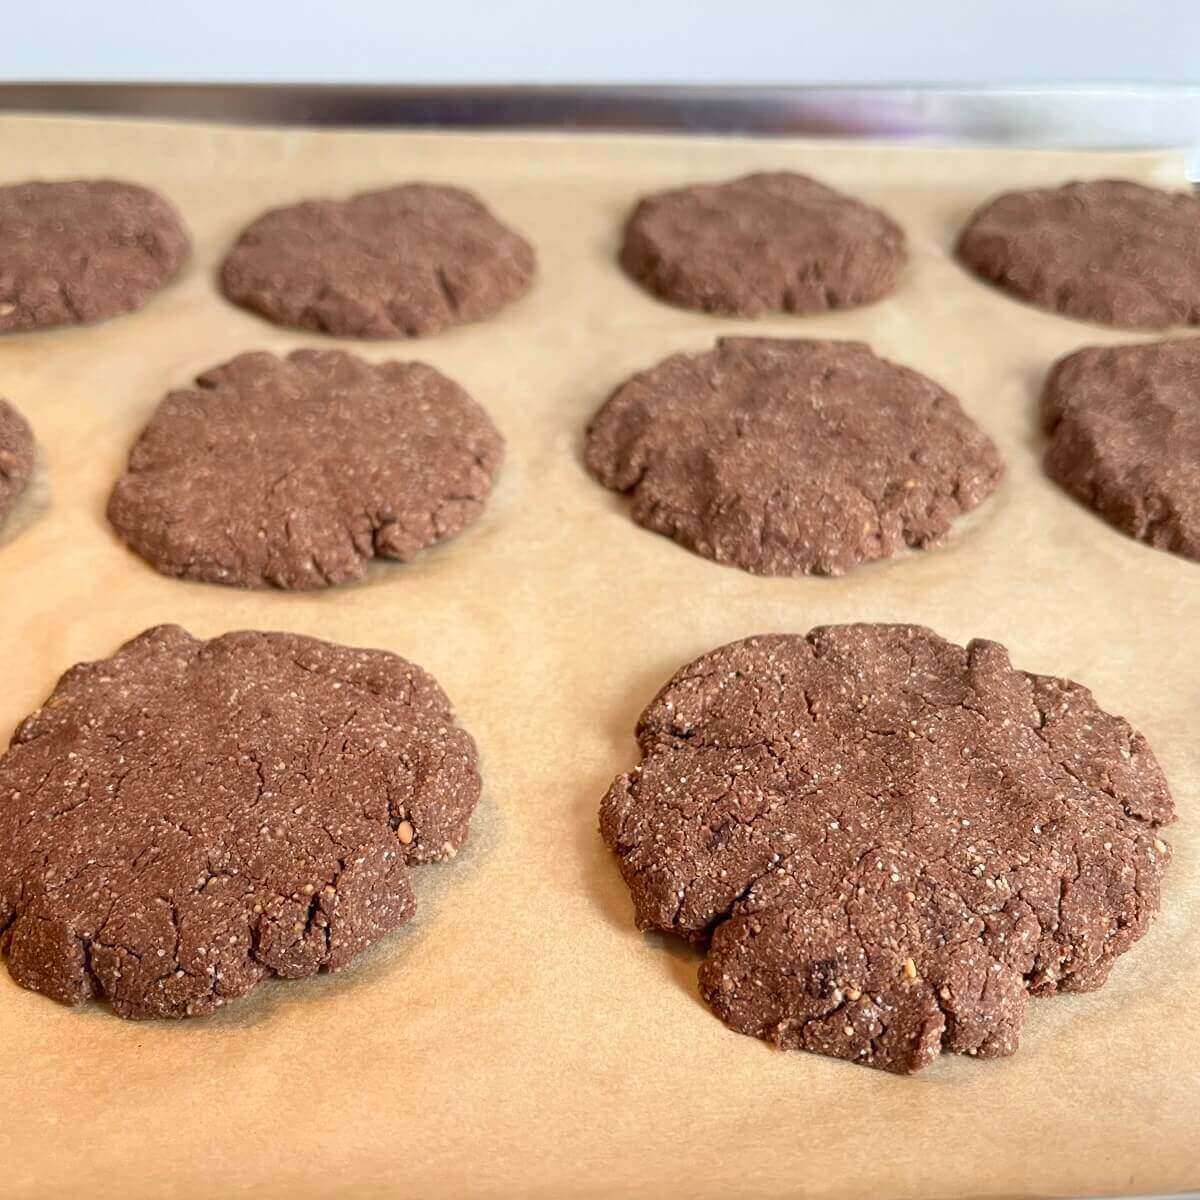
0,83 -> 1199,161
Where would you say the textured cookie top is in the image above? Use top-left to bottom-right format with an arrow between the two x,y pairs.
108,349 -> 504,589
620,171 -> 906,316
0,179 -> 190,332
585,338 -> 1003,576
600,625 -> 1174,1072
0,625 -> 481,1018
957,179 -> 1200,329
0,399 -> 35,523
1042,338 -> 1200,560
220,183 -> 536,337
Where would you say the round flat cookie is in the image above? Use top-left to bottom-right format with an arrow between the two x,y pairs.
0,625 -> 481,1018
620,171 -> 906,316
219,184 -> 535,337
957,179 -> 1200,329
108,348 -> 504,589
1042,338 -> 1200,560
585,338 -> 1003,576
0,179 -> 190,332
600,625 -> 1174,1073
0,399 -> 35,525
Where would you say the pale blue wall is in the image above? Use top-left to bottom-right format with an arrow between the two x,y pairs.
2,0 -> 1197,84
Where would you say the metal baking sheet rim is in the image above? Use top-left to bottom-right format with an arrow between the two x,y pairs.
0,82 -> 1198,172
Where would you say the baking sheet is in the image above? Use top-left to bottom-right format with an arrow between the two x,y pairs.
0,115 -> 1195,1200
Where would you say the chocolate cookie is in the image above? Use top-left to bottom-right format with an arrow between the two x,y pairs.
219,184 -> 535,337
0,625 -> 480,1018
0,399 -> 35,525
0,179 -> 189,332
957,180 -> 1200,329
108,349 -> 503,589
600,625 -> 1174,1073
620,171 -> 906,316
585,338 -> 1003,576
1041,338 -> 1200,560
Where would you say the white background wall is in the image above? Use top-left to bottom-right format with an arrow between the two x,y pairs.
2,0 -> 1198,84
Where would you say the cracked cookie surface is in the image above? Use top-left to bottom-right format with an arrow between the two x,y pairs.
219,183 -> 535,337
1042,338 -> 1200,562
600,625 -> 1174,1072
620,171 -> 905,316
0,398 -> 35,524
0,624 -> 481,1019
108,348 -> 503,589
0,179 -> 189,332
957,180 -> 1200,329
585,338 -> 1003,576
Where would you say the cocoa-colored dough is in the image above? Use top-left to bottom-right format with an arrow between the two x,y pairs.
620,171 -> 906,316
600,625 -> 1174,1073
0,179 -> 190,332
0,399 -> 35,524
584,338 -> 1003,576
219,183 -> 535,337
1042,338 -> 1200,560
108,349 -> 503,589
0,625 -> 481,1018
956,179 -> 1200,329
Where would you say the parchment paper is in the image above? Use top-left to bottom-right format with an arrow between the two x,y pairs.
0,115 -> 1195,1200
